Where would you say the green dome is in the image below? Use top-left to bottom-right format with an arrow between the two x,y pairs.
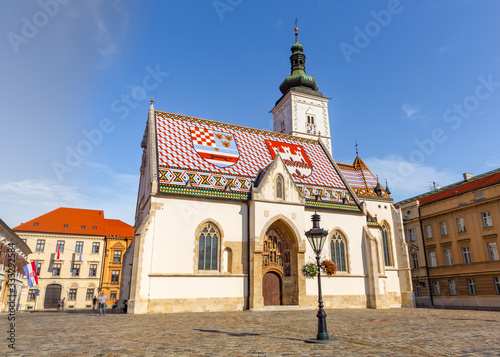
279,30 -> 319,95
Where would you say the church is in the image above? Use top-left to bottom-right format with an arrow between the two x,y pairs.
123,27 -> 413,314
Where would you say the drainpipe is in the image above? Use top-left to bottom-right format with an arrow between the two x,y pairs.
246,199 -> 251,311
417,206 -> 433,307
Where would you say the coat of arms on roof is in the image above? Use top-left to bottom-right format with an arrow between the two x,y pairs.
264,140 -> 313,179
190,125 -> 240,168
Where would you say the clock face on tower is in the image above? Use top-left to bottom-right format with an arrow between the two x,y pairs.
306,123 -> 316,134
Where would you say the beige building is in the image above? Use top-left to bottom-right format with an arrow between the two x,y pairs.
14,207 -> 132,310
0,219 -> 31,312
397,169 -> 500,308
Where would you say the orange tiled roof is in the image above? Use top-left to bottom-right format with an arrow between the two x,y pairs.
104,219 -> 134,238
418,172 -> 500,206
13,207 -> 132,237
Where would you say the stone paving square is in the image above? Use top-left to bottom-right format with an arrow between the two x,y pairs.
2,308 -> 500,356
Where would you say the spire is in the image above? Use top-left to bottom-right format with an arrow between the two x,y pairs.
355,141 -> 359,158
279,22 -> 319,95
385,179 -> 391,195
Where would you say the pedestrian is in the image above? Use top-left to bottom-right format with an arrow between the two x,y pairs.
57,299 -> 61,311
92,296 -> 97,310
61,297 -> 65,310
99,292 -> 107,316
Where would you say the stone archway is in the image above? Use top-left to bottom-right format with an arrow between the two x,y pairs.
250,215 -> 306,309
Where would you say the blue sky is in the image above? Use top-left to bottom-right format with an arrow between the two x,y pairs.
1,0 -> 499,227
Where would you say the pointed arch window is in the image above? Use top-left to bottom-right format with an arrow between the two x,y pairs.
382,223 -> 393,267
276,175 -> 284,199
330,232 -> 347,272
198,223 -> 220,270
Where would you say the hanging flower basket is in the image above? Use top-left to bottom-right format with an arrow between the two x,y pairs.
302,260 -> 337,279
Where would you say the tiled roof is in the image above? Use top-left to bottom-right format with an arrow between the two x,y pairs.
13,207 -> 132,237
155,111 -> 357,208
104,219 -> 134,238
337,157 -> 389,198
418,170 -> 500,206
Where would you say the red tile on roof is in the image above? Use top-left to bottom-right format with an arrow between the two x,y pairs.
419,172 -> 500,206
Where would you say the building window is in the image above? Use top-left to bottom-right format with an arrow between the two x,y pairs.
280,119 -> 285,133
113,251 -> 122,263
276,175 -> 284,199
482,212 -> 493,227
330,232 -> 347,272
440,222 -> 448,236
467,278 -> 477,295
444,249 -> 453,266
457,217 -> 466,233
72,264 -> 80,277
27,289 -> 36,301
382,224 -> 393,267
307,114 -> 315,125
487,242 -> 499,261
414,283 -> 421,297
93,226 -> 97,230
63,224 -> 68,228
110,291 -> 117,300
449,280 -> 457,296
411,253 -> 419,269
197,222 -> 220,271
36,239 -> 45,252
494,277 -> 500,295
429,251 -> 437,267
52,263 -> 61,276
81,225 -> 85,229
111,270 -> 120,283
462,246 -> 471,264
92,242 -> 100,254
35,262 -> 41,276
89,264 -> 97,277
68,289 -> 77,301
408,228 -> 415,242
86,289 -> 94,300
433,281 -> 441,296
56,240 -> 65,253
424,225 -> 433,239
75,241 -> 83,253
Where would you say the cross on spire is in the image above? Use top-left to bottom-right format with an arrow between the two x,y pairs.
354,141 -> 359,157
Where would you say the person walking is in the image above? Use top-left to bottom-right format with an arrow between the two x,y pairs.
57,299 -> 61,311
98,292 -> 107,316
61,298 -> 65,310
92,296 -> 97,310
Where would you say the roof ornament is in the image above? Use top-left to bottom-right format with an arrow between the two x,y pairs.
374,176 -> 384,197
354,141 -> 359,157
385,179 -> 391,195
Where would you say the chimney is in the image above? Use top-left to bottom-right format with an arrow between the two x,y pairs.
463,173 -> 473,181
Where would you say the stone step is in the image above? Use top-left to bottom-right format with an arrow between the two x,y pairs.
249,305 -> 315,312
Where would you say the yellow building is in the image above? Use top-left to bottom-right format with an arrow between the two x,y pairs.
397,169 -> 500,308
99,219 -> 133,306
14,208 -> 132,310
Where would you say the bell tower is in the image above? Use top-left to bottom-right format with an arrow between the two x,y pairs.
271,25 -> 332,153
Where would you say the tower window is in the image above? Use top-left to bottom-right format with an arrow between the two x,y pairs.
307,115 -> 315,125
280,119 -> 285,133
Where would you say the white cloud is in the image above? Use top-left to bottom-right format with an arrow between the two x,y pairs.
0,164 -> 139,228
401,103 -> 423,120
363,155 -> 458,203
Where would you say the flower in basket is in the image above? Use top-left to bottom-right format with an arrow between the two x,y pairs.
320,259 -> 337,277
301,262 -> 319,279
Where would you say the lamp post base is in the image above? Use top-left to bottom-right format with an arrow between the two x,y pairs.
305,338 -> 340,344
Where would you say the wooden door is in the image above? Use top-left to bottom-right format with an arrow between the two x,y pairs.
263,272 -> 281,306
44,284 -> 61,309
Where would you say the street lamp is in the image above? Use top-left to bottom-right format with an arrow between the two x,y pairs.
304,212 -> 339,344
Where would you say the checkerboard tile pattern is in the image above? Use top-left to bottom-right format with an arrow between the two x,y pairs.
156,112 -> 346,188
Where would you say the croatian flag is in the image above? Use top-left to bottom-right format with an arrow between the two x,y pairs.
23,262 -> 38,288
56,244 -> 61,260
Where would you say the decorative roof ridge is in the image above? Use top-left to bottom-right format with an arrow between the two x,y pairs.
395,167 -> 500,207
155,110 -> 320,145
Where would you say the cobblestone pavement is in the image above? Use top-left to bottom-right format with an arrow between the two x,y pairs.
2,308 -> 500,356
